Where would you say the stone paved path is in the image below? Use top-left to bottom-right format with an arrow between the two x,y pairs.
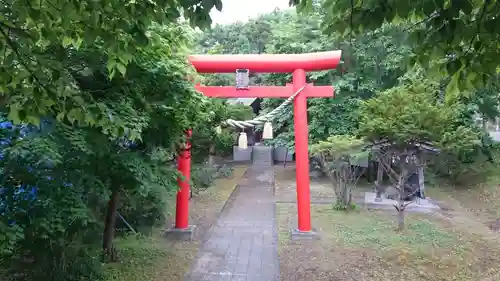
185,166 -> 279,281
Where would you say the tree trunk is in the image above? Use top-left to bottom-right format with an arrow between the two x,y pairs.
342,166 -> 351,207
397,204 -> 405,231
418,165 -> 425,199
103,189 -> 120,262
375,161 -> 384,201
344,184 -> 351,207
335,178 -> 343,204
333,166 -> 353,210
208,143 -> 216,166
397,169 -> 406,231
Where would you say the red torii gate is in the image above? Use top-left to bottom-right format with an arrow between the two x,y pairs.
174,51 -> 342,235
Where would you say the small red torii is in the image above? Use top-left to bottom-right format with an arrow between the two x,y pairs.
174,50 -> 342,235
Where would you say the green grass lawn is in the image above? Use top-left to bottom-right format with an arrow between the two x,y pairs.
103,234 -> 187,281
102,165 -> 248,281
277,203 -> 500,281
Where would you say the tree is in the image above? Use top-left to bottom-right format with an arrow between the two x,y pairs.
260,15 -> 413,148
196,10 -> 283,55
0,21 -> 216,280
311,135 -> 367,210
0,1 -> 280,280
196,8 -> 415,151
357,77 -> 481,230
296,0 -> 500,94
191,100 -> 255,164
0,0 -> 221,130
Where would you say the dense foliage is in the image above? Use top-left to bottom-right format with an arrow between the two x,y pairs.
0,1 -> 236,280
0,0 -> 222,129
197,3 -> 498,179
0,23 -> 213,280
191,100 -> 254,163
295,0 -> 500,96
2,0 -> 500,280
197,9 -> 414,150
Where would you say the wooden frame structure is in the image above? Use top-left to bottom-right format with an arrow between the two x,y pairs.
173,51 -> 342,233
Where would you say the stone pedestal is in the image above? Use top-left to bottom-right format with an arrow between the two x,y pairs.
164,225 -> 196,241
273,146 -> 293,163
364,192 -> 440,213
290,228 -> 320,241
233,146 -> 252,162
252,145 -> 273,166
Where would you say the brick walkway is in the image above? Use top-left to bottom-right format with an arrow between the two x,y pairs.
185,166 -> 279,281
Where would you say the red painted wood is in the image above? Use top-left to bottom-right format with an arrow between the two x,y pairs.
292,69 -> 312,232
195,84 -> 334,98
189,51 -> 342,73
176,51 -> 343,231
175,129 -> 192,229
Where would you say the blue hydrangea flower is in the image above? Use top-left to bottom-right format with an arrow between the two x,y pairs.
0,121 -> 13,129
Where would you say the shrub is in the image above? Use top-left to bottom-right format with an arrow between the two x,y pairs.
190,165 -> 233,196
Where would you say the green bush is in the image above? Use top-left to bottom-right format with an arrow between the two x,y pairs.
215,130 -> 235,157
0,183 -> 104,281
429,132 -> 499,185
191,129 -> 235,163
116,185 -> 171,235
190,165 -> 233,196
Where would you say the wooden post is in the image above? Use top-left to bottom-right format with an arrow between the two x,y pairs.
175,130 -> 192,229
293,68 -> 312,232
418,165 -> 425,199
375,155 -> 384,202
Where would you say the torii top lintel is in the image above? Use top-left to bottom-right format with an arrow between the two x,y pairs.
189,50 -> 342,73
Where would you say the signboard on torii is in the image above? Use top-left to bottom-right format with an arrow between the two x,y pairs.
174,50 -> 342,235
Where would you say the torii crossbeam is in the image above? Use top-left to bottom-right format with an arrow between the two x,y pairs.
173,51 -> 342,235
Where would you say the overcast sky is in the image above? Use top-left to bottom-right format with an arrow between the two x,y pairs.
210,0 -> 292,25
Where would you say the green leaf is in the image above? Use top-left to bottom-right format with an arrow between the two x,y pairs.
26,115 -> 41,125
73,96 -> 85,105
72,37 -> 83,50
67,108 -> 83,124
7,105 -> 21,124
445,71 -> 460,102
56,112 -> 65,121
62,36 -> 73,48
116,63 -> 127,76
108,68 -> 116,80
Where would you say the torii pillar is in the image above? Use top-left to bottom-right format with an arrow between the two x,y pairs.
173,51 -> 341,235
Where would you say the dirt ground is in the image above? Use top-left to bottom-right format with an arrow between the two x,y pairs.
275,165 -> 500,281
275,164 -> 336,203
103,165 -> 248,281
425,175 -> 500,231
